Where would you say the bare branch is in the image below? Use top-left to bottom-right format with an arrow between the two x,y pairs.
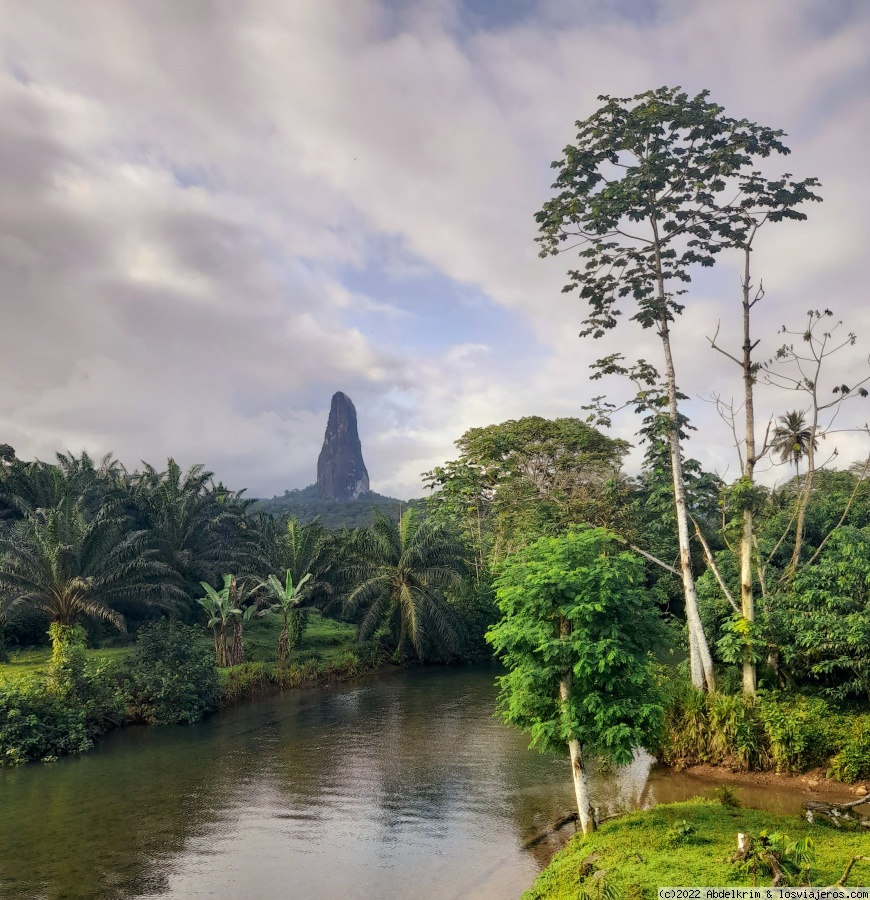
692,517 -> 740,613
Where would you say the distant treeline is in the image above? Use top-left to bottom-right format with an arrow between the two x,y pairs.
254,484 -> 424,529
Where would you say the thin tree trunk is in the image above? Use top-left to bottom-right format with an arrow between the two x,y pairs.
660,317 -> 715,692
650,215 -> 714,692
740,509 -> 756,693
567,738 -> 593,834
559,615 -> 594,833
219,624 -> 228,667
739,248 -> 758,694
790,437 -> 815,576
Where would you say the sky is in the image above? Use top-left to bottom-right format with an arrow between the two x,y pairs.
1,0 -> 869,500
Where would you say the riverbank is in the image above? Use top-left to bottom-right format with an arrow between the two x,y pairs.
0,613 -> 387,765
522,799 -> 870,899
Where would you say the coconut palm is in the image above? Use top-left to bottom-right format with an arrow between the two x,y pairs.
343,510 -> 463,661
771,410 -> 817,483
257,570 -> 312,667
0,497 -> 181,652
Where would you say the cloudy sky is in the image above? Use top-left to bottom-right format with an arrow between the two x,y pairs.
1,0 -> 869,499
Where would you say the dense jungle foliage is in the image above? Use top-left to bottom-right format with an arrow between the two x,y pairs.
1,399 -> 870,773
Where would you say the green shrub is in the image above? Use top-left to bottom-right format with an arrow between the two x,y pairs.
707,691 -> 766,771
830,715 -> 870,783
712,785 -> 741,808
758,694 -> 839,773
665,819 -> 698,846
0,637 -> 126,766
297,656 -> 322,682
658,672 -> 862,778
125,622 -> 220,725
331,650 -> 360,677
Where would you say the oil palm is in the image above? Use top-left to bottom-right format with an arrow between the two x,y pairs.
130,460 -> 251,598
0,497 -> 180,651
252,515 -> 335,610
344,510 -> 463,661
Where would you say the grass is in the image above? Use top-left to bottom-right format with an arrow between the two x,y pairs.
522,800 -> 870,899
0,646 -> 131,684
0,611 -> 360,687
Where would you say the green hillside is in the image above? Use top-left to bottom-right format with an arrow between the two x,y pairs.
253,484 -> 424,529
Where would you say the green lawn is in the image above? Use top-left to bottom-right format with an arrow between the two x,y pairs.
220,611 -> 359,665
0,646 -> 131,684
0,612 -> 360,686
523,800 -> 870,899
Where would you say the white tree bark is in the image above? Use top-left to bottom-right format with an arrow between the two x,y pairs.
568,737 -> 593,834
651,218 -> 715,692
559,615 -> 594,833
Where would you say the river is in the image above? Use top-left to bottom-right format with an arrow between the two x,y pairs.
0,664 -> 828,899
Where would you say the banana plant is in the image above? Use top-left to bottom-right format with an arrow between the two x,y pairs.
228,577 -> 259,666
197,575 -> 242,666
257,570 -> 312,667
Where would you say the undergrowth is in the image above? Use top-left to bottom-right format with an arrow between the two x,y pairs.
658,674 -> 870,782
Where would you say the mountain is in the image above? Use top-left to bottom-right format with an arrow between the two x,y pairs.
316,392 -> 370,500
255,391 -> 422,527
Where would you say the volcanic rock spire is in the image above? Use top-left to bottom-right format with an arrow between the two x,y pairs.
316,392 -> 370,501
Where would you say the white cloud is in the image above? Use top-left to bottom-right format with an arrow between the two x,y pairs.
0,0 -> 868,499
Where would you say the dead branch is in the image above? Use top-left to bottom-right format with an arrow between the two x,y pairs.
692,517 -> 740,612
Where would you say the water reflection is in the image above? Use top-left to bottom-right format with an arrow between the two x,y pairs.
0,665 -> 832,900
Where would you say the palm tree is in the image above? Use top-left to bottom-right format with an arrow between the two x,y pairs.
771,410 -> 817,485
0,451 -> 123,528
343,510 -> 463,661
129,460 -> 252,599
257,570 -> 312,667
251,515 -> 336,609
0,497 -> 181,653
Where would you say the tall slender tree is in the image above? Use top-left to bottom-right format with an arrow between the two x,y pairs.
535,87 -> 815,690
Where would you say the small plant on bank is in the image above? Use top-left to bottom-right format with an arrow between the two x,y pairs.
665,819 -> 698,846
712,785 -> 742,808
579,871 -> 621,900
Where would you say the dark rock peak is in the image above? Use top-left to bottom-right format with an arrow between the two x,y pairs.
316,392 -> 370,501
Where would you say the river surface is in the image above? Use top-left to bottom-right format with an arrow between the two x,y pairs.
0,664 -> 829,900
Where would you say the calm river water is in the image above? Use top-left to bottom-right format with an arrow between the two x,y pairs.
0,664 -> 824,900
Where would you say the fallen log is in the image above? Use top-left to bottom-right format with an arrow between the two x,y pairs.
522,812 -> 579,849
803,793 -> 870,828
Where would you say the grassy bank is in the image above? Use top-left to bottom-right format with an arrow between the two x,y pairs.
0,613 -> 379,765
523,800 -> 870,899
216,613 -> 384,703
0,612 -> 360,686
